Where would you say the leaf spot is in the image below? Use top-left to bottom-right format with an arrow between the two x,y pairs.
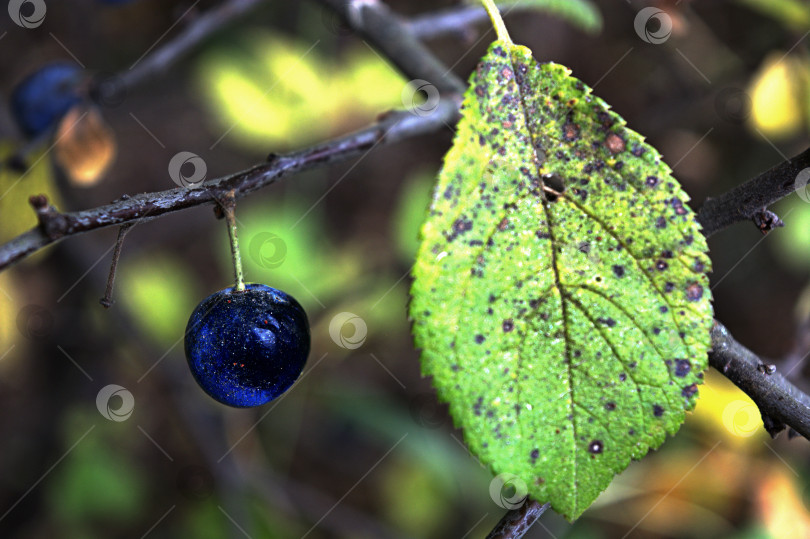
674,359 -> 691,377
686,282 -> 704,301
605,132 -> 625,154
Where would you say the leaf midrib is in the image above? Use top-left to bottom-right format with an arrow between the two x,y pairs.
505,45 -> 581,514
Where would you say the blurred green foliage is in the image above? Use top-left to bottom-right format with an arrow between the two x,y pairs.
392,169 -> 435,262
735,0 -> 810,31
46,412 -> 147,537
772,196 -> 810,273
119,255 -> 200,347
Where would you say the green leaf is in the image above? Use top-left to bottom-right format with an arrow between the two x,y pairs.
409,37 -> 713,519
464,0 -> 602,34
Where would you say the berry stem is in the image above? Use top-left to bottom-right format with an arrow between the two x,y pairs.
221,192 -> 245,292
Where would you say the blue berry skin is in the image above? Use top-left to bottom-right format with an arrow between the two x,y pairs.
184,283 -> 310,407
10,63 -> 83,138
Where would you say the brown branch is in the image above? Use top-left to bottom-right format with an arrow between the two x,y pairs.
3,0 -> 268,172
0,100 -> 460,271
486,500 -> 550,539
315,0 -> 466,94
0,0 -> 468,271
408,4 -> 499,39
709,320 -> 810,439
697,147 -> 810,237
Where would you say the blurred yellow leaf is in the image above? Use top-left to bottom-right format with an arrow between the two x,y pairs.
196,32 -> 404,150
0,272 -> 17,360
54,105 -> 116,187
0,141 -> 62,247
747,52 -> 806,139
689,370 -> 767,446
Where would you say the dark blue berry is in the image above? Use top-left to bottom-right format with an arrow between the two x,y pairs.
10,63 -> 83,138
184,283 -> 310,407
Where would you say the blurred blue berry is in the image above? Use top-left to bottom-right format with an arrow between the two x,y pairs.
184,283 -> 310,407
10,62 -> 83,138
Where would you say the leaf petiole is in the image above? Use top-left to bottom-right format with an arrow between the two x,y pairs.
481,0 -> 514,44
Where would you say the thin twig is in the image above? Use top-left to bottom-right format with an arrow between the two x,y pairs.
697,147 -> 810,237
709,320 -> 810,439
0,99 -> 460,271
103,0 -> 268,98
4,0 -> 268,171
315,0 -> 466,94
486,500 -> 550,539
408,4 -> 501,39
99,223 -> 134,308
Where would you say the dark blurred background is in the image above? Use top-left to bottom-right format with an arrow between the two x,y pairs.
1,0 -> 810,537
